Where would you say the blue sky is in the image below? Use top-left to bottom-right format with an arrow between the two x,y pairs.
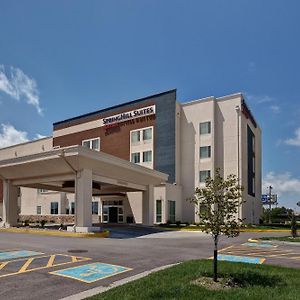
0,1 -> 300,209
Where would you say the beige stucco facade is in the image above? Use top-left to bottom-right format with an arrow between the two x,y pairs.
0,91 -> 262,226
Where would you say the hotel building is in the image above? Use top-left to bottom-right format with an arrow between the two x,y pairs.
0,90 -> 262,231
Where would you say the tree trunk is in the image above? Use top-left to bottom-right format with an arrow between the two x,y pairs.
213,235 -> 218,282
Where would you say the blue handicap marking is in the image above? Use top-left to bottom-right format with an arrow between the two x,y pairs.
217,254 -> 264,264
243,242 -> 274,248
0,250 -> 43,261
50,262 -> 132,283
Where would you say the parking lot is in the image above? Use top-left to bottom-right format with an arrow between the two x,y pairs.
0,227 -> 298,300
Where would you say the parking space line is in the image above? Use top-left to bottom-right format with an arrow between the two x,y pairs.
19,257 -> 34,273
218,245 -> 234,253
46,255 -> 56,268
0,262 -> 8,270
0,254 -> 91,279
219,243 -> 300,261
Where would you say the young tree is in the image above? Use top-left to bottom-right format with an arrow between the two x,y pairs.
291,213 -> 298,238
190,169 -> 244,282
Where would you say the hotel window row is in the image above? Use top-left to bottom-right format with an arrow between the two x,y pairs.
131,127 -> 153,143
199,121 -> 212,184
47,201 -> 99,215
131,151 -> 153,163
82,137 -> 100,151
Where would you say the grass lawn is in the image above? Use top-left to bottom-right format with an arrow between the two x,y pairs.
261,236 -> 300,243
159,225 -> 290,231
88,260 -> 300,300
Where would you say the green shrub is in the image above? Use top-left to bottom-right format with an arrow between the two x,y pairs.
40,220 -> 46,227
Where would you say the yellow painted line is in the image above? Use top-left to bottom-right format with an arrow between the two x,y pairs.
230,248 -> 294,253
0,254 -> 91,279
218,245 -> 234,253
71,256 -> 79,263
19,257 -> 34,273
267,252 -> 300,257
46,255 -> 56,268
0,228 -> 109,238
248,238 -> 260,243
259,258 -> 266,264
0,262 -> 9,270
226,251 -> 286,257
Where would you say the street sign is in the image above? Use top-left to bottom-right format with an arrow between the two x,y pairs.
261,194 -> 278,205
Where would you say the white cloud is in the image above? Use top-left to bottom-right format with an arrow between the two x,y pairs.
0,123 -> 47,149
35,133 -> 47,139
263,172 -> 300,197
0,65 -> 43,115
246,94 -> 273,104
285,127 -> 300,146
270,105 -> 280,113
246,93 -> 280,114
0,124 -> 29,148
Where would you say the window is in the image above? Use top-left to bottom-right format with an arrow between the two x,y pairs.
50,202 -> 58,215
156,200 -> 162,223
71,202 -> 75,215
131,131 -> 140,143
82,138 -> 100,151
143,128 -> 152,141
143,150 -> 152,163
199,170 -> 211,183
200,122 -> 211,135
118,207 -> 124,223
92,202 -> 99,215
39,189 -> 49,193
200,146 -> 211,158
36,206 -> 41,215
103,206 -> 108,223
168,201 -> 176,223
131,152 -> 140,163
247,125 -> 255,196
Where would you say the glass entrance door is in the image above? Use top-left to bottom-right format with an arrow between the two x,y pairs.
108,207 -> 118,223
102,200 -> 124,223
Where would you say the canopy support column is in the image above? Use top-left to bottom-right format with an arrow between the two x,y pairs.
1,180 -> 18,227
142,184 -> 154,225
72,169 -> 100,233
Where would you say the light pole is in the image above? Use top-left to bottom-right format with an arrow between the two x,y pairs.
268,185 -> 273,224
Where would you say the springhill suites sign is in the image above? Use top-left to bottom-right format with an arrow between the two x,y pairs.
100,105 -> 156,127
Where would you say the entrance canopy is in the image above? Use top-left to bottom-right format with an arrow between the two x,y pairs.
0,146 -> 168,231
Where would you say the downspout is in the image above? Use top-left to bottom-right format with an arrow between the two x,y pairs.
235,105 -> 241,222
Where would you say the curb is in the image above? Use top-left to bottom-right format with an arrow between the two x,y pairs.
0,228 -> 109,238
59,263 -> 180,300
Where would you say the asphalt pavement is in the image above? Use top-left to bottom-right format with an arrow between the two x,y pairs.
0,226 -> 297,300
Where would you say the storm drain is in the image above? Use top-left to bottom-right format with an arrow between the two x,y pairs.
67,250 -> 88,254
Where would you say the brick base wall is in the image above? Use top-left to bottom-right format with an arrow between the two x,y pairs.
19,215 -> 75,224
